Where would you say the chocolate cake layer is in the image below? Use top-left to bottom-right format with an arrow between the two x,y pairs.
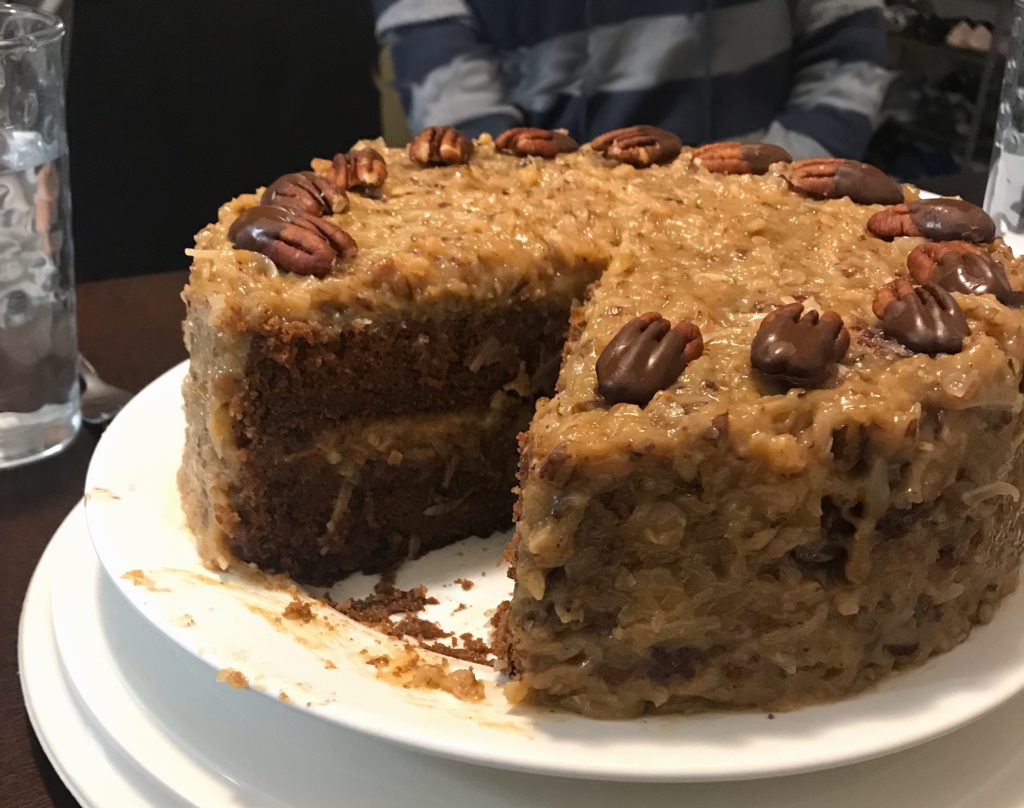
237,301 -> 566,435
228,394 -> 532,584
229,399 -> 532,585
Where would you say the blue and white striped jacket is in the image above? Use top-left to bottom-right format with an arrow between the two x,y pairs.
372,0 -> 890,159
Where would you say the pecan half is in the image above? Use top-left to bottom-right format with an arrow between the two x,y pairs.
750,303 -> 850,388
785,158 -> 903,205
260,171 -> 347,215
872,279 -> 970,354
907,242 -> 1023,305
329,147 -> 388,195
495,127 -> 578,158
871,277 -> 909,320
227,205 -> 357,277
408,125 -> 474,166
595,312 -> 704,406
590,125 -> 682,168
691,141 -> 792,175
867,198 -> 995,243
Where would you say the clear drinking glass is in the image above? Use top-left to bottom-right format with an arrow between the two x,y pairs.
0,4 -> 75,469
985,0 -> 1024,235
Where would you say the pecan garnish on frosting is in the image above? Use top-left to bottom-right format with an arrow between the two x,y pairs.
907,242 -> 1024,305
228,205 -> 357,277
408,125 -> 474,166
872,279 -> 970,354
867,198 -> 995,243
691,142 -> 792,175
329,147 -> 388,195
591,125 -> 682,168
495,127 -> 578,159
751,303 -> 850,388
596,312 -> 704,406
260,171 -> 347,215
785,158 -> 903,205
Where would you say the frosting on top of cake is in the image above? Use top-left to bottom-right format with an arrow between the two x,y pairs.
186,133 -> 1024,466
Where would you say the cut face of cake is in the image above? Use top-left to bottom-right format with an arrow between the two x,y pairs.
181,129 -> 1024,717
181,136 -> 616,582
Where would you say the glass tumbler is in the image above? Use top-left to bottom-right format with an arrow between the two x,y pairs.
986,0 -> 1024,235
0,4 -> 75,469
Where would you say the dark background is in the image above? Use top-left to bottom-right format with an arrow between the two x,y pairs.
66,1 -> 381,283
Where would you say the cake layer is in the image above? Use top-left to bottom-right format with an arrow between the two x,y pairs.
184,384 -> 532,584
500,162 -> 1024,716
237,300 -> 567,433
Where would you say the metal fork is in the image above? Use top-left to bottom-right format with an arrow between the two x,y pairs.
79,355 -> 133,426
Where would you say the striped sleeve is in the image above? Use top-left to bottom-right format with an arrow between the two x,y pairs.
769,0 -> 891,158
372,0 -> 523,136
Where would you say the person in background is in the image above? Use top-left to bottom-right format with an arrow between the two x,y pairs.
371,0 -> 890,159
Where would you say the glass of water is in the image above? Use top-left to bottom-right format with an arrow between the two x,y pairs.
986,0 -> 1024,235
0,4 -> 75,469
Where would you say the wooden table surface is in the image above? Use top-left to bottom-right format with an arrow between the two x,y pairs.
0,270 -> 188,807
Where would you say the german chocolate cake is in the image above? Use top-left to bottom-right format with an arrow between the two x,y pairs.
181,125 -> 1024,717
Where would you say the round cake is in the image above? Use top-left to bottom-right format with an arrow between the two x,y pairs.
180,125 -> 1024,718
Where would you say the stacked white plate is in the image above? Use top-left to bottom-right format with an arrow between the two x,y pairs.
20,357 -> 1024,807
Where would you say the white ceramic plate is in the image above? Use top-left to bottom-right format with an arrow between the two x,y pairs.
25,503 -> 1024,807
83,362 -> 1024,782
